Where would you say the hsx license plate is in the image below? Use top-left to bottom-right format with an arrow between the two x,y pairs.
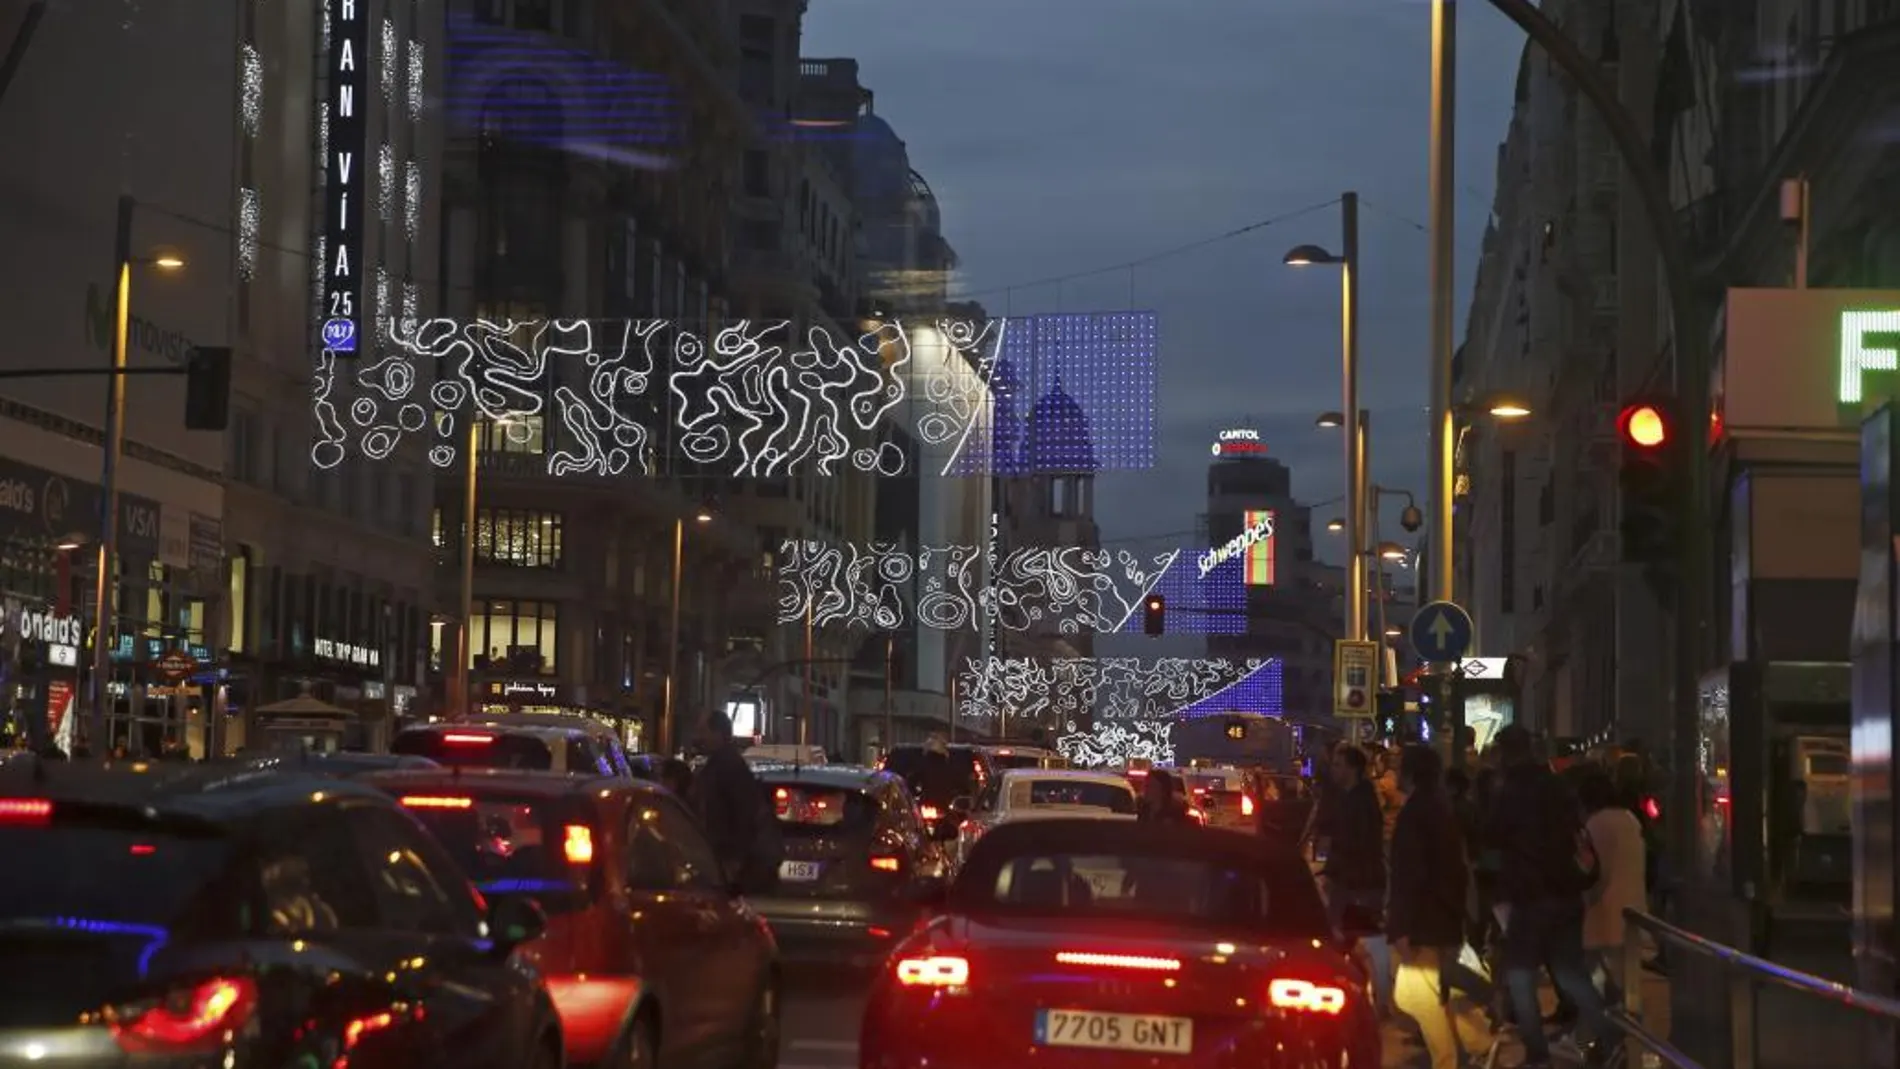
778,860 -> 822,882
1036,1009 -> 1193,1054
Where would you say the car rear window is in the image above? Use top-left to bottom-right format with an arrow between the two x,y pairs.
883,748 -> 986,797
0,816 -> 233,1026
1013,779 -> 1136,813
393,730 -> 555,770
763,783 -> 876,834
394,792 -> 595,912
971,851 -> 1319,934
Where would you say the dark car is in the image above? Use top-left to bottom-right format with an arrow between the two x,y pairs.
392,718 -> 633,777
225,751 -> 442,778
880,745 -> 994,832
861,819 -> 1378,1069
749,764 -> 957,966
364,768 -> 780,1068
0,757 -> 562,1068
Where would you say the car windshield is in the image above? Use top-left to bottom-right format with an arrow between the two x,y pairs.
1013,778 -> 1135,813
396,793 -> 595,912
763,783 -> 876,835
989,752 -> 1050,770
957,843 -> 1326,936
0,819 -> 232,1026
392,730 -> 555,770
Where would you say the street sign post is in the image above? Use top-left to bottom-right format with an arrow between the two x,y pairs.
1409,600 -> 1474,663
1332,640 -> 1380,719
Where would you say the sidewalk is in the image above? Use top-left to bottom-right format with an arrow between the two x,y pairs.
1381,966 -> 1673,1068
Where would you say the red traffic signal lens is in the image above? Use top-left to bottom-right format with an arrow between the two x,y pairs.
1146,597 -> 1163,611
1619,404 -> 1669,449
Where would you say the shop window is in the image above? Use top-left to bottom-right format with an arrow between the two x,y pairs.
474,508 -> 563,568
471,599 -> 558,673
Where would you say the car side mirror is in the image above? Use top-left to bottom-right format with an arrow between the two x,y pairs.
487,895 -> 548,956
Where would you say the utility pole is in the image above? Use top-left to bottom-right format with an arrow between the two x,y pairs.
1427,0 -> 1458,610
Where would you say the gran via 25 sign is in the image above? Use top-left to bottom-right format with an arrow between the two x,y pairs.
1839,309 -> 1900,404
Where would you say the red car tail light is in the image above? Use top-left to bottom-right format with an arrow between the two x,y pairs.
112,976 -> 258,1053
1055,951 -> 1181,972
870,855 -> 902,872
0,798 -> 52,825
441,732 -> 494,745
400,795 -> 473,809
1268,978 -> 1347,1015
1241,794 -> 1257,817
895,955 -> 970,987
918,804 -> 941,821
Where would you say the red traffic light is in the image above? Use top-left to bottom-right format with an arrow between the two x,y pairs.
1146,596 -> 1163,611
1618,402 -> 1671,450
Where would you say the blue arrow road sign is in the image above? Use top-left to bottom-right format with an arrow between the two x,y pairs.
1408,600 -> 1474,662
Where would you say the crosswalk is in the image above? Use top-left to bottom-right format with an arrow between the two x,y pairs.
782,1037 -> 859,1069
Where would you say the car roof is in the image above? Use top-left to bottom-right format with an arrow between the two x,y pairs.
998,768 -> 1134,788
751,763 -> 897,790
959,817 -> 1293,875
468,712 -> 624,740
358,766 -> 638,800
0,758 -> 394,827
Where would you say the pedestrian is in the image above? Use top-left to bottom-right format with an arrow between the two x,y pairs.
1388,745 -> 1494,1069
1372,747 -> 1404,846
1485,725 -> 1609,1067
1138,769 -> 1196,825
687,710 -> 780,892
1321,745 -> 1393,1015
1578,766 -> 1646,1001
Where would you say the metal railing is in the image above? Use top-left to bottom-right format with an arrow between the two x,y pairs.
1607,907 -> 1900,1068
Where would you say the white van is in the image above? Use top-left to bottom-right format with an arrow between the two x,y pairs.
744,743 -> 827,766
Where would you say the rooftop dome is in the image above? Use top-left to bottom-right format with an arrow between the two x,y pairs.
1024,381 -> 1097,474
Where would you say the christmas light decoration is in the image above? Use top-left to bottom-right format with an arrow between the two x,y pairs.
378,143 -> 397,224
239,44 -> 263,138
445,14 -> 683,151
407,40 -> 426,123
777,541 -> 1176,632
381,19 -> 399,103
950,657 -> 1284,768
1117,540 -> 1247,635
237,188 -> 260,282
404,159 -> 423,240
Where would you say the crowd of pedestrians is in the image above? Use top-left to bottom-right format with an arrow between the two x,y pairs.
1298,724 -> 1655,1069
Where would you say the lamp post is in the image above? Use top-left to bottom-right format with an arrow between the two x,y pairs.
1286,193 -> 1362,644
662,503 -> 714,756
1313,407 -> 1370,642
89,194 -> 184,754
1428,0 -> 1458,617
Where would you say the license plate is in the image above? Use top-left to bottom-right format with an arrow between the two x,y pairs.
779,860 -> 821,882
1036,1010 -> 1193,1054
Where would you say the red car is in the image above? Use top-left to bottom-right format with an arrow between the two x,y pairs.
860,819 -> 1377,1069
365,768 -> 780,1068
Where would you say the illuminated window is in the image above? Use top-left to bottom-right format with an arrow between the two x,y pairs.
474,509 -> 563,569
471,599 -> 558,673
475,415 -> 544,455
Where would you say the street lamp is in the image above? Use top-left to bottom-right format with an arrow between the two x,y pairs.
90,194 -> 186,754
1378,542 -> 1410,562
1286,195 -> 1363,646
662,499 -> 717,755
1325,517 -> 1344,533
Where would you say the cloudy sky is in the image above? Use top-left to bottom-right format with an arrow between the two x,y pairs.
804,0 -> 1526,567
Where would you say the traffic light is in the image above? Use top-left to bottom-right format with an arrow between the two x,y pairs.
1142,594 -> 1165,636
1617,397 -> 1680,568
185,346 -> 232,431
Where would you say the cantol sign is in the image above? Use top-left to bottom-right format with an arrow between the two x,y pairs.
321,0 -> 370,356
1198,511 -> 1275,579
1211,428 -> 1267,457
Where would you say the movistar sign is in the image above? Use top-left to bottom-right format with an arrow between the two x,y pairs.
84,283 -> 195,364
1198,513 -> 1275,578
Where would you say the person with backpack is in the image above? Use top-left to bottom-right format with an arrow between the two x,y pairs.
1485,726 -> 1608,1068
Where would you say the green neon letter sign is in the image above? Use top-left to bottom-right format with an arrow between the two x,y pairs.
1842,309 -> 1900,403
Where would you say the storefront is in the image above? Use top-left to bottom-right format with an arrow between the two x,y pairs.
4,600 -> 83,750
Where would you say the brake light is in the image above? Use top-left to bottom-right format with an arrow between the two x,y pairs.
563,824 -> 594,864
896,955 -> 969,986
112,976 -> 257,1052
1643,796 -> 1661,821
870,855 -> 902,872
442,733 -> 494,745
1268,978 -> 1347,1014
919,804 -> 941,821
1186,806 -> 1207,824
1241,794 -> 1257,817
1056,951 -> 1181,972
400,795 -> 473,809
0,798 -> 52,824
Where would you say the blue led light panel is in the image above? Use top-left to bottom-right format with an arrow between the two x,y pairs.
1175,659 -> 1285,718
444,15 -> 683,150
949,312 -> 1158,477
1117,548 -> 1246,635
